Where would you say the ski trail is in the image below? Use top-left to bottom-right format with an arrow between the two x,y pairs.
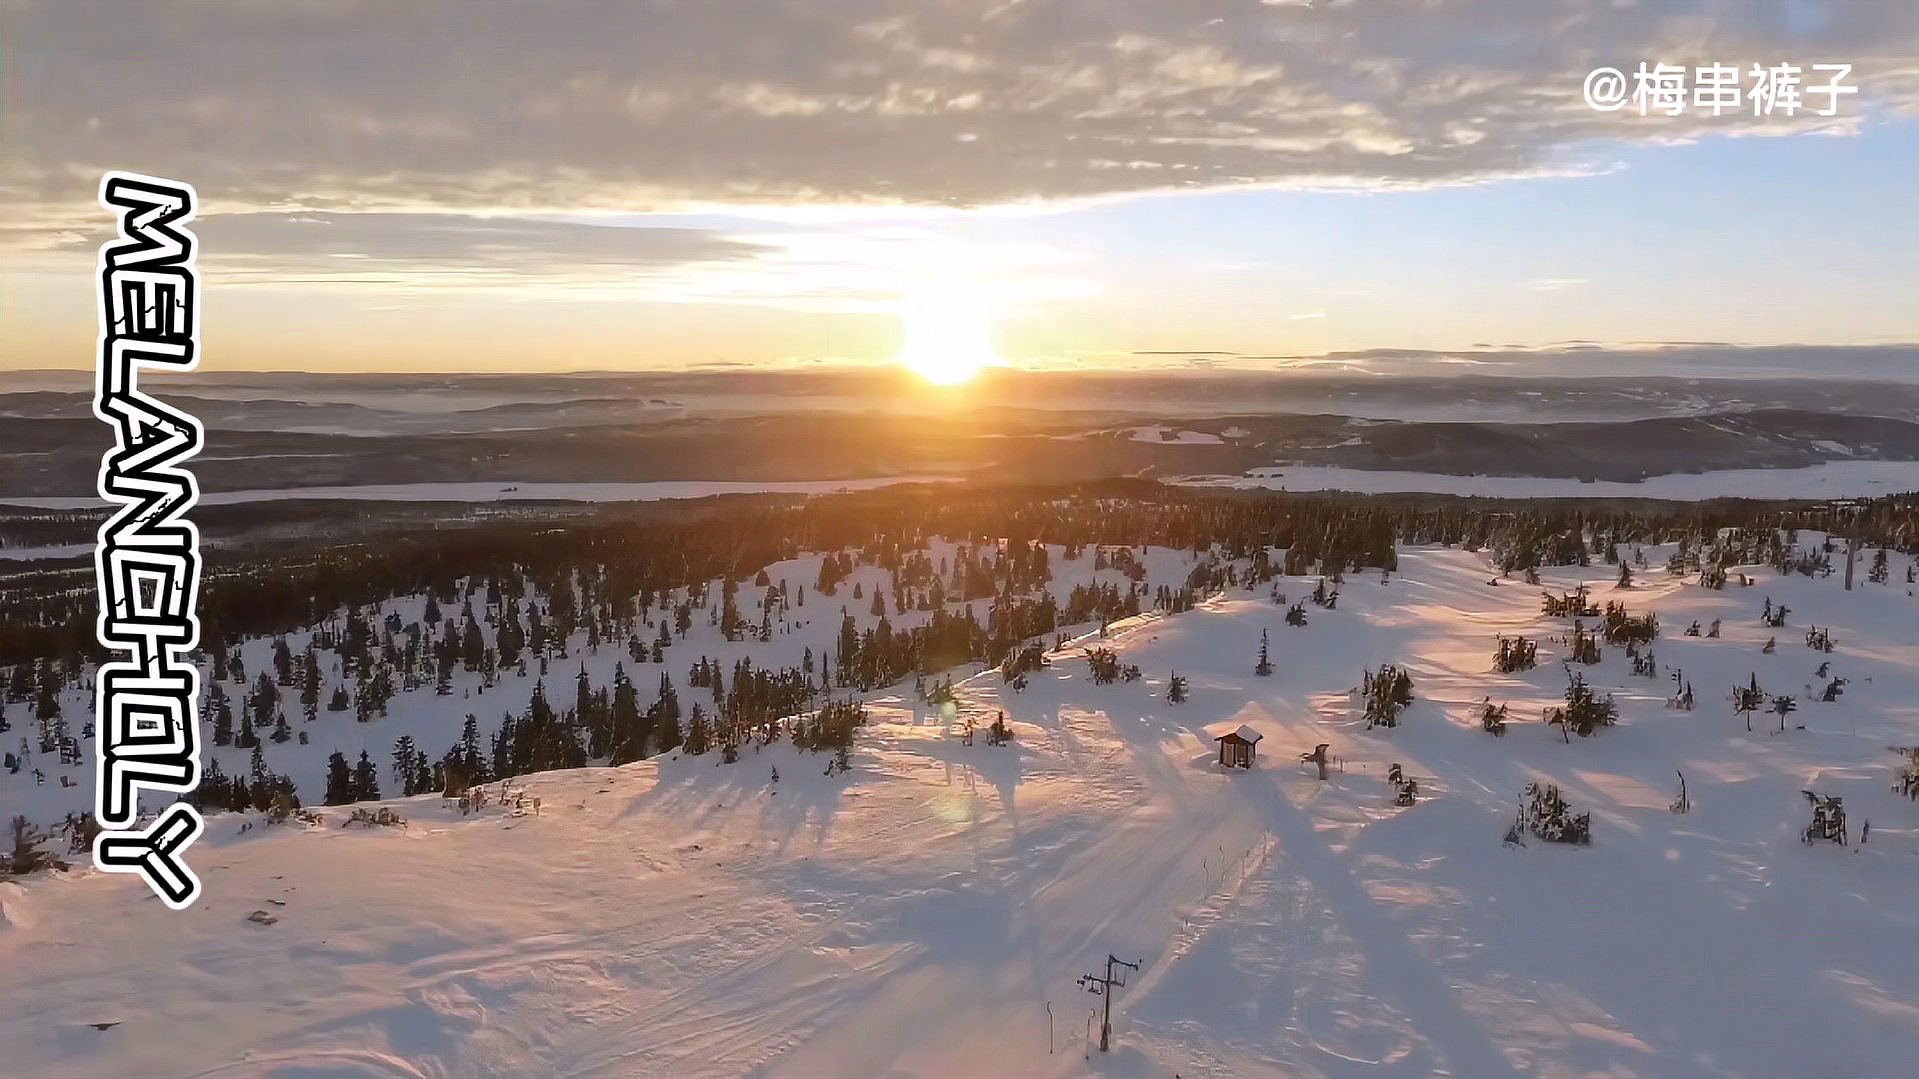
1144,829 -> 1278,975
1252,781 -> 1525,1079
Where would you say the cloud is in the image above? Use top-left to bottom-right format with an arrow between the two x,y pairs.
5,0 -> 1916,313
12,209 -> 785,299
202,213 -> 768,288
5,0 -> 1916,229
9,204 -> 1089,309
1225,343 -> 1919,380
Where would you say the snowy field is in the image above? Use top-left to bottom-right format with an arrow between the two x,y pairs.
4,541 -> 1919,1077
8,461 -> 1915,513
1176,460 -> 1919,500
1126,425 -> 1227,445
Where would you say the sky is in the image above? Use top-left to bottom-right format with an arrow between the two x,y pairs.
2,0 -> 1917,375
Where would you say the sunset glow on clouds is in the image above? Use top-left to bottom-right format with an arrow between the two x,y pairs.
2,0 -> 1916,371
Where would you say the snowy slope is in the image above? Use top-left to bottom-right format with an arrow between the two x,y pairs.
4,545 -> 1919,1078
0,539 -> 1194,829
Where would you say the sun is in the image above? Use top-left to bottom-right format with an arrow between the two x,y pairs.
894,292 -> 996,386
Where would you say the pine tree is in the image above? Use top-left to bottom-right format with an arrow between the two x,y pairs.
392,735 -> 419,796
252,671 -> 279,728
233,704 -> 259,749
1771,693 -> 1798,732
7,815 -> 48,875
352,751 -> 380,803
652,671 -> 683,754
610,664 -> 646,765
33,659 -> 60,726
272,638 -> 294,685
1362,664 -> 1415,729
211,682 -> 234,746
440,713 -> 488,793
323,751 -> 353,805
499,601 -> 523,670
1494,636 -> 1538,673
300,647 -> 321,719
462,618 -> 485,671
989,712 -> 1015,745
1545,672 -> 1618,738
685,704 -> 711,755
1733,672 -> 1765,732
461,714 -> 488,782
836,613 -> 859,686
1254,629 -> 1273,677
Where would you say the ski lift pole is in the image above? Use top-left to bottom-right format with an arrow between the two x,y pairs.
1078,953 -> 1141,1052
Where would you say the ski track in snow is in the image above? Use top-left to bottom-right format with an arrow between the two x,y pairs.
3,542 -> 1918,1077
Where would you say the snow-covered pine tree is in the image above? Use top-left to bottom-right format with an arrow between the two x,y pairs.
1494,636 -> 1538,673
1362,664 -> 1415,729
1544,672 -> 1617,739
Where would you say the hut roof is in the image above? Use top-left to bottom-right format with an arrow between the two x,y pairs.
1210,723 -> 1263,745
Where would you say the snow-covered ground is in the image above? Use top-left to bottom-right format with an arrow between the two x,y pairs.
1178,460 -> 1919,499
1127,426 -> 1225,445
4,542 -> 1918,1077
0,476 -> 957,510
17,460 -> 1914,514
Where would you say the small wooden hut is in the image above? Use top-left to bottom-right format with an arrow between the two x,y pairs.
1211,723 -> 1262,769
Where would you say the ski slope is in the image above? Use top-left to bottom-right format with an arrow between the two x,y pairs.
4,544 -> 1919,1078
